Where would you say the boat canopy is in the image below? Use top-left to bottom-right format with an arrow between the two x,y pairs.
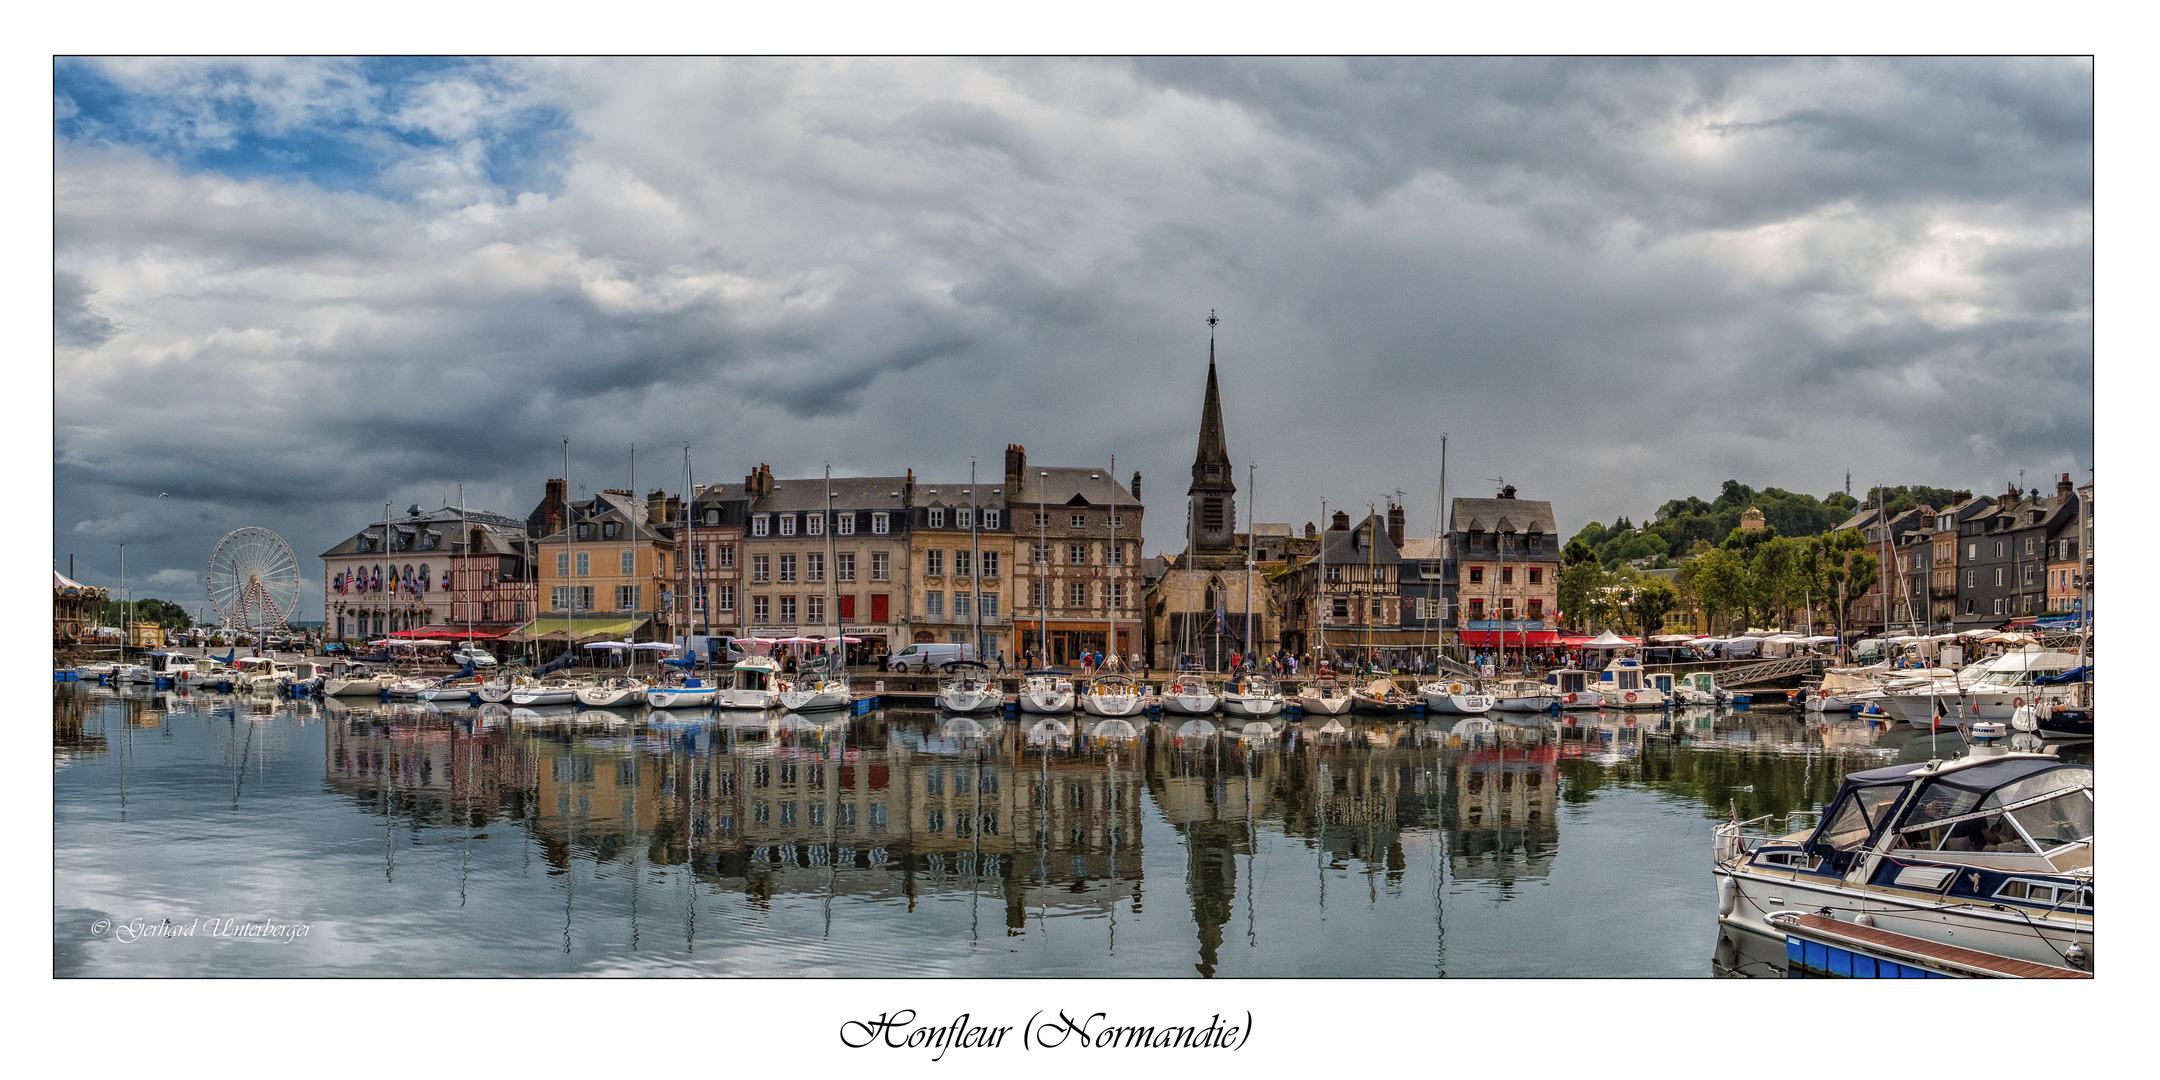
1807,757 -> 2093,868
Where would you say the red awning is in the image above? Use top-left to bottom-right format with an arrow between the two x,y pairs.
388,625 -> 508,640
1455,631 -> 1561,646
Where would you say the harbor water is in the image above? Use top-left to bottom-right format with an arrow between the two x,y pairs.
53,683 -> 2092,977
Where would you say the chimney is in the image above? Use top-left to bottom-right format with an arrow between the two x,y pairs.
1305,521 -> 1317,539
543,478 -> 567,535
1387,503 -> 1405,548
1499,484 -> 1517,499
2056,473 -> 2073,498
1998,483 -> 2020,511
904,468 -> 915,507
1130,471 -> 1141,501
1331,510 -> 1350,531
1004,444 -> 1025,497
646,488 -> 668,525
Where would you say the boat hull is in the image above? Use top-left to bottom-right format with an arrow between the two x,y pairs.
1159,693 -> 1218,715
510,686 -> 580,706
778,689 -> 849,712
1220,695 -> 1284,719
1079,694 -> 1146,717
577,685 -> 650,708
1716,864 -> 2091,973
938,689 -> 1003,714
1295,693 -> 1354,715
1351,696 -> 1418,716
1421,692 -> 1494,715
1491,696 -> 1558,713
1017,691 -> 1074,714
647,688 -> 718,709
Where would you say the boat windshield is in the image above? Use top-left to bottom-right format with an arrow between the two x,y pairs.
1816,784 -> 1905,852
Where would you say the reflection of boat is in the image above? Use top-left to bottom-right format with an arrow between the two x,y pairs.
1452,717 -> 1498,739
1714,723 -> 2091,974
476,672 -> 531,704
937,661 -> 1003,714
1220,674 -> 1285,719
1174,718 -> 1217,738
1350,677 -> 1418,715
1091,718 -> 1141,741
1025,718 -> 1072,747
717,657 -> 780,710
1295,676 -> 1354,716
1159,674 -> 1217,715
940,716 -> 988,740
1236,720 -> 1276,740
510,704 -> 582,723
1016,670 -> 1076,714
1419,677 -> 1496,715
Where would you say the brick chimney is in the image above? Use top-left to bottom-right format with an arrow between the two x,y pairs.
647,488 -> 669,525
1130,471 -> 1141,501
2057,473 -> 2073,498
904,468 -> 915,507
1386,503 -> 1405,548
1998,482 -> 2020,511
1305,521 -> 1317,539
1004,444 -> 1026,497
542,478 -> 567,535
742,464 -> 774,499
1330,510 -> 1350,531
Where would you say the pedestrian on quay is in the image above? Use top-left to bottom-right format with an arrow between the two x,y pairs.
996,651 -> 1007,674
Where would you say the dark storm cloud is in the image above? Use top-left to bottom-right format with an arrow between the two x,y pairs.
53,57 -> 2091,615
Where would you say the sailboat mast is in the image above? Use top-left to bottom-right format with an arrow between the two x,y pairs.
970,458 -> 981,662
1107,454 -> 1116,671
1431,434 -> 1446,665
460,483 -> 470,645
828,463 -> 840,673
1316,498 -> 1327,669
564,438 -> 574,667
1245,460 -> 1254,667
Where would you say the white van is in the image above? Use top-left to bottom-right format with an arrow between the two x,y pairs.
889,642 -> 976,672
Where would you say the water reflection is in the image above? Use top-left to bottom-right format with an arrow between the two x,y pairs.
52,683 -> 2092,977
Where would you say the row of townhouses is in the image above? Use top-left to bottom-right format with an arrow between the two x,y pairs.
320,446 -> 1146,666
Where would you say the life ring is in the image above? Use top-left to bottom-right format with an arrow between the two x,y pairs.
1565,693 -> 1577,704
2012,697 -> 2023,709
1625,691 -> 1638,703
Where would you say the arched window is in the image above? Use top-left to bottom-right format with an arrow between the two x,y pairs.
419,564 -> 431,591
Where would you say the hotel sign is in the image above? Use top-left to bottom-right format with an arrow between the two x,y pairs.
1464,620 -> 1545,631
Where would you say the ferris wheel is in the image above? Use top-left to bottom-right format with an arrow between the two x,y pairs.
207,527 -> 301,631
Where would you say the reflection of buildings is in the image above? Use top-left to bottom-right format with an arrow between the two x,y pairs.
322,712 -> 525,834
1450,742 -> 1559,884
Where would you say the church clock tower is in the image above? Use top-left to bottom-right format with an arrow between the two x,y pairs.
1186,312 -> 1240,565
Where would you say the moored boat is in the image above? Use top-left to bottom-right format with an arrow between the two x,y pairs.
647,676 -> 719,710
717,656 -> 781,710
1158,674 -> 1217,715
1016,669 -> 1076,714
510,678 -> 584,706
775,671 -> 851,713
1220,673 -> 1285,719
1077,673 -> 1147,717
1543,668 -> 1604,710
937,661 -> 1004,714
1420,676 -> 1496,715
1597,655 -> 1668,709
1295,675 -> 1354,715
1350,677 -> 1419,715
1488,678 -> 1560,713
576,676 -> 650,708
1713,722 -> 2092,974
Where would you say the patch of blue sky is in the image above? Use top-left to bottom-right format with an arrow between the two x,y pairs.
55,57 -> 572,199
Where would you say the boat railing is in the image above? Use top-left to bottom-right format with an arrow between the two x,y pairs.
1715,809 -> 1823,861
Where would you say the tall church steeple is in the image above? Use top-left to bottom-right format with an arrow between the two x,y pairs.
1187,311 -> 1238,557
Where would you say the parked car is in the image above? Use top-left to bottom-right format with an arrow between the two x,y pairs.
451,646 -> 498,668
888,641 -> 975,673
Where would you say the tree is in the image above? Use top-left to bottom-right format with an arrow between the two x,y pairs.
1628,576 -> 1680,639
1557,561 -> 1603,631
1801,529 -> 1880,637
1562,538 -> 1596,566
1690,548 -> 1750,636
1750,535 -> 1805,628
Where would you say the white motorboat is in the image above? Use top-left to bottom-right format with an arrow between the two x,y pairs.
143,651 -> 202,685
322,664 -> 391,697
577,677 -> 651,708
1953,649 -> 2087,726
1597,656 -> 1668,709
1295,675 -> 1355,716
1016,670 -> 1076,714
1220,674 -> 1286,719
1543,668 -> 1605,710
1880,652 -> 2012,727
775,667 -> 850,712
510,678 -> 584,706
647,676 -> 719,709
231,657 -> 286,694
72,660 -> 118,681
717,657 -> 781,710
937,661 -> 1004,714
1158,674 -> 1218,716
1671,671 -> 1729,706
1488,678 -> 1560,713
1714,723 -> 2091,974
280,660 -> 332,694
1078,673 -> 1148,718
1419,676 -> 1496,715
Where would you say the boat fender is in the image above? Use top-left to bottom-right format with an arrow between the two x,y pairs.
2065,942 -> 2087,970
1716,876 -> 1736,917
1854,913 -> 1875,928
2009,705 -> 2039,733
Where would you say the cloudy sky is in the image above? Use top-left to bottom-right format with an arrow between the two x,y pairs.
53,57 -> 2093,617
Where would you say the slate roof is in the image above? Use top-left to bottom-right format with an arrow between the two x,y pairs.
321,507 -> 527,558
1302,513 -> 1401,567
1395,537 -> 1445,560
747,476 -> 915,514
1012,466 -> 1138,508
1448,497 -> 1556,535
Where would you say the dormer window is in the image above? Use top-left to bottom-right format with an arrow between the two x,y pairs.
928,507 -> 945,528
779,515 -> 796,537
703,509 -> 719,526
751,515 -> 769,537
1468,530 -> 1483,550
807,513 -> 824,536
603,522 -> 618,540
957,507 -> 972,528
577,524 -> 592,540
871,512 -> 889,535
837,514 -> 855,536
985,509 -> 1000,530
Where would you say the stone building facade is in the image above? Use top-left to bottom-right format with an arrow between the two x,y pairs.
1006,444 -> 1146,667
